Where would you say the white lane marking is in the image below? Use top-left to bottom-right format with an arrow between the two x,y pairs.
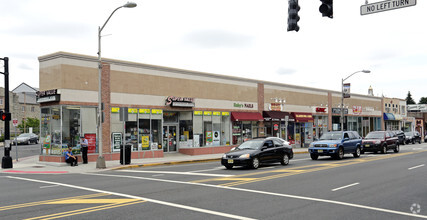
116,170 -> 233,177
408,164 -> 425,170
40,185 -> 60,189
412,148 -> 422,150
82,173 -> 427,219
331,183 -> 360,192
292,158 -> 311,162
6,176 -> 256,220
152,174 -> 164,177
190,167 -> 224,173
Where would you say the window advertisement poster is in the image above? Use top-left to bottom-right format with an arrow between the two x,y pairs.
112,132 -> 122,152
43,135 -> 51,155
85,133 -> 97,153
141,135 -> 150,150
206,131 -> 213,146
213,131 -> 220,146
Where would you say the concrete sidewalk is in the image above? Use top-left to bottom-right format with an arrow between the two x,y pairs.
1,148 -> 308,174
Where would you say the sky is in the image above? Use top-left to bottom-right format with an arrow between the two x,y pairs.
1,0 -> 426,103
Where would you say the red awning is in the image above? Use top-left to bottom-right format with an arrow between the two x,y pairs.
263,111 -> 294,121
231,112 -> 264,121
291,112 -> 314,123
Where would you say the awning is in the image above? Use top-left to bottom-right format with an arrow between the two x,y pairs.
263,111 -> 294,121
291,112 -> 314,123
383,113 -> 395,120
394,114 -> 403,121
231,112 -> 264,121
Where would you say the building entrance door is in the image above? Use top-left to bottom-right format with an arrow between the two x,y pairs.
163,125 -> 178,152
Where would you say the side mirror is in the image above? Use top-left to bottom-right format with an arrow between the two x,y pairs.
261,146 -> 267,151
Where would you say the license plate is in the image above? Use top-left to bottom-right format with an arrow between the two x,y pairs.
318,150 -> 323,153
228,159 -> 234,164
365,144 -> 370,147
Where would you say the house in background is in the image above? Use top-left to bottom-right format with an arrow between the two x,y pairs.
0,83 -> 40,136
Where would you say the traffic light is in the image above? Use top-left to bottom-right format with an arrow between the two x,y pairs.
0,111 -> 11,121
287,0 -> 300,32
319,0 -> 333,18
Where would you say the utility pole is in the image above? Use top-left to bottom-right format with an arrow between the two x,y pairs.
1,57 -> 12,169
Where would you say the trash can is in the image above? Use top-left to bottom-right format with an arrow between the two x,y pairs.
120,144 -> 132,165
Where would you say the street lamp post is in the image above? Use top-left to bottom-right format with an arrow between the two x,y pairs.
96,2 -> 137,169
341,70 -> 371,132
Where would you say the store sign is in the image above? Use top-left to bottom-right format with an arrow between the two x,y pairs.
316,107 -> 326,113
165,96 -> 195,107
353,106 -> 362,115
36,89 -> 60,103
332,108 -> 348,114
151,109 -> 163,114
194,111 -> 203,116
269,103 -> 282,111
139,109 -> 150,114
234,103 -> 254,108
112,132 -> 122,152
111,107 -> 120,113
365,107 -> 375,112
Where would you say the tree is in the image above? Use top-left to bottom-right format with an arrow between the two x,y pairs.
18,117 -> 40,133
419,97 -> 427,104
406,91 -> 416,104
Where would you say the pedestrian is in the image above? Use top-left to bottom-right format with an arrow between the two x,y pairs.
65,146 -> 78,166
80,136 -> 88,164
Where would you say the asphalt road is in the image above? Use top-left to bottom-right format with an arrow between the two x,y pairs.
1,144 -> 426,219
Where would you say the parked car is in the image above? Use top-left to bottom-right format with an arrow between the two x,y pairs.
308,131 -> 362,160
13,133 -> 39,145
405,131 -> 422,144
221,137 -> 293,169
391,130 -> 405,145
362,131 -> 399,154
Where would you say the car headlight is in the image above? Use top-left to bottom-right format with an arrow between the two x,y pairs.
329,144 -> 337,148
309,143 -> 314,148
375,140 -> 381,144
239,154 -> 250,159
222,154 -> 227,159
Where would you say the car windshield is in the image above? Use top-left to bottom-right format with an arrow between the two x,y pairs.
319,132 -> 342,140
18,133 -> 31,137
365,132 -> 384,139
236,140 -> 263,150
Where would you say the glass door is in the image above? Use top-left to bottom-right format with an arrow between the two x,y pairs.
163,125 -> 178,152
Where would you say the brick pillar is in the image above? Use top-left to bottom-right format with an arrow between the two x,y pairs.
258,83 -> 265,136
101,63 -> 111,154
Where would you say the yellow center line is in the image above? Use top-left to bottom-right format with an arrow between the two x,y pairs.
24,200 -> 146,220
0,193 -> 109,211
45,199 -> 139,204
197,150 -> 423,187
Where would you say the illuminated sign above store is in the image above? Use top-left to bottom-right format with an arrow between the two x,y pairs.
165,96 -> 195,107
36,89 -> 60,103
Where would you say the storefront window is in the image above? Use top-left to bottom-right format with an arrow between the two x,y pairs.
125,113 -> 138,151
179,112 -> 193,148
221,115 -> 230,145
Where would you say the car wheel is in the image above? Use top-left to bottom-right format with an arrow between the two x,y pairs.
412,139 -> 415,144
251,157 -> 260,169
336,147 -> 344,160
382,145 -> 387,154
224,165 -> 233,169
419,139 -> 421,144
27,140 -> 31,145
310,154 -> 318,160
394,145 -> 400,153
353,147 -> 361,158
280,154 -> 290,165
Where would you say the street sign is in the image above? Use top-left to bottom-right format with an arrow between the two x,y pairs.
12,118 -> 18,127
361,0 -> 416,16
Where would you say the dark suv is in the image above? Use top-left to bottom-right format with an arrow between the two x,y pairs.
405,131 -> 422,144
392,130 -> 405,145
308,131 -> 362,160
362,131 -> 399,154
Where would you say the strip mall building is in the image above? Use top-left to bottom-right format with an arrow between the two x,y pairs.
37,52 -> 413,162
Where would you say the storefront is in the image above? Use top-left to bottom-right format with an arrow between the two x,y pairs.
231,112 -> 264,144
291,112 -> 314,148
263,111 -> 293,140
384,113 -> 399,130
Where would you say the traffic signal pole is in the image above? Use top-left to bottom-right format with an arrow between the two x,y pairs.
1,57 -> 12,169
